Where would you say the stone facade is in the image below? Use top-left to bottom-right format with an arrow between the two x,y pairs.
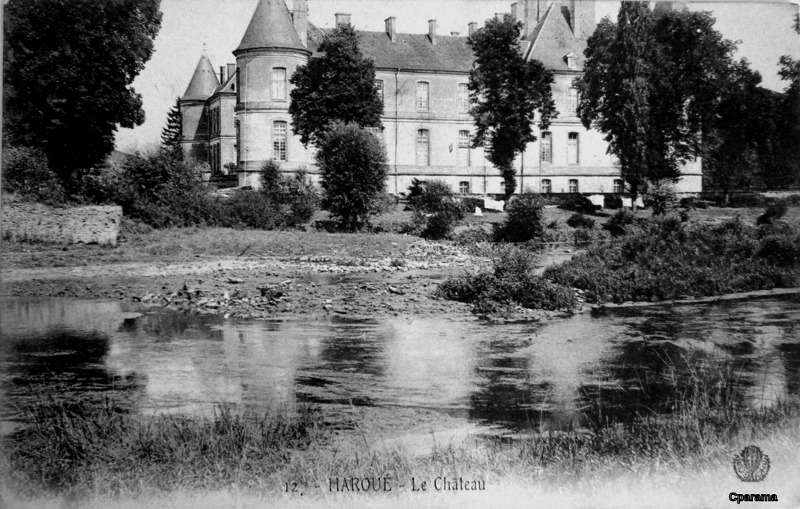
179,0 -> 702,195
2,201 -> 122,246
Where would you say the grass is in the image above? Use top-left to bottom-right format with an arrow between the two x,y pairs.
4,358 -> 800,505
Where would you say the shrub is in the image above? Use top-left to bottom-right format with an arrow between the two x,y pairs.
758,235 -> 800,267
219,190 -> 281,230
437,246 -> 577,314
2,145 -> 65,204
566,213 -> 595,229
756,200 -> 788,225
644,181 -> 678,215
495,194 -> 545,242
411,180 -> 464,240
257,161 -> 319,227
605,209 -> 638,236
605,195 -> 623,209
316,122 -> 388,230
558,194 -> 599,215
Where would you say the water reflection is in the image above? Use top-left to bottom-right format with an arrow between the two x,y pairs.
1,295 -> 799,436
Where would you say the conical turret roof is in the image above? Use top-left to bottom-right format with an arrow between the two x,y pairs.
235,0 -> 306,53
182,55 -> 220,101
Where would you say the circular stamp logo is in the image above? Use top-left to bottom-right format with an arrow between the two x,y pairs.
733,445 -> 770,482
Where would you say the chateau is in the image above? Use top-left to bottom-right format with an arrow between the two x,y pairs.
179,0 -> 702,195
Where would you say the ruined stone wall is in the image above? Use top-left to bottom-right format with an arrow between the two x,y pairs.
2,201 -> 122,246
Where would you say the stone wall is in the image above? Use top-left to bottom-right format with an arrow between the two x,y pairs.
2,201 -> 122,246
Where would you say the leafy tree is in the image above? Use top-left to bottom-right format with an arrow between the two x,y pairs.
3,0 -> 162,185
289,24 -> 383,147
772,12 -> 800,189
467,14 -> 556,199
704,62 -> 782,202
576,2 -> 737,204
315,122 -> 388,231
161,98 -> 183,156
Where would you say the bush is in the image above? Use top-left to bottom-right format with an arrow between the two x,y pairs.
644,181 -> 678,215
2,145 -> 65,204
258,161 -> 319,227
605,209 -> 638,236
758,235 -> 800,267
406,180 -> 464,240
495,194 -> 545,242
218,190 -> 280,230
316,122 -> 388,230
437,246 -> 577,314
558,194 -> 599,215
566,213 -> 595,229
756,200 -> 788,225
605,195 -> 623,209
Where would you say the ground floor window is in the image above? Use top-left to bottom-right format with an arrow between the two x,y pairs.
541,179 -> 551,193
569,179 -> 579,193
459,181 -> 470,194
540,132 -> 552,163
273,121 -> 287,161
567,132 -> 579,164
458,131 -> 470,167
614,179 -> 624,194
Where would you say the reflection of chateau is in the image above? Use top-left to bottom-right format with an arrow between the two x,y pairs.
179,0 -> 702,194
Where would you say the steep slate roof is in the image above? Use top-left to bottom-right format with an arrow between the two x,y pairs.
182,55 -> 220,101
526,2 -> 587,71
308,24 -> 474,73
236,0 -> 306,53
213,71 -> 236,95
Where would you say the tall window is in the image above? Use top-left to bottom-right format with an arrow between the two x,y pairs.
416,82 -> 429,112
567,88 -> 578,116
235,120 -> 241,165
458,130 -> 471,167
540,132 -> 552,163
569,179 -> 579,193
567,132 -> 580,164
458,83 -> 469,113
541,179 -> 552,193
459,181 -> 470,194
273,121 -> 287,161
614,179 -> 624,194
416,129 -> 430,166
375,80 -> 384,104
272,68 -> 287,101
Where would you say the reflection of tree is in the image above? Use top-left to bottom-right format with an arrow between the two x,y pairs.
3,330 -> 145,418
778,343 -> 800,397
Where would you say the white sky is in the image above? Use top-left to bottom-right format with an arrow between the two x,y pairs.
114,0 -> 800,152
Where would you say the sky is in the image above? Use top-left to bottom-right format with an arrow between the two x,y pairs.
114,0 -> 800,152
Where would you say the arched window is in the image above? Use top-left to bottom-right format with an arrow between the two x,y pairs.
567,132 -> 580,164
416,129 -> 430,166
416,82 -> 429,112
569,179 -> 579,193
567,88 -> 579,116
273,121 -> 287,161
540,132 -> 552,163
458,131 -> 471,167
272,68 -> 287,101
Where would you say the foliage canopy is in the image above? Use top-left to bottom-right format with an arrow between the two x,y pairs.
3,0 -> 162,183
467,14 -> 556,199
576,3 -> 737,199
289,24 -> 383,147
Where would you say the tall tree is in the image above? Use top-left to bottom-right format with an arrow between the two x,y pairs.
704,61 -> 782,202
161,98 -> 183,156
467,14 -> 556,199
576,2 -> 736,203
3,0 -> 162,184
289,24 -> 383,147
772,12 -> 800,189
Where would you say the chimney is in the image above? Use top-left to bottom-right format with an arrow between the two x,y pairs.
570,0 -> 579,37
524,0 -> 538,36
227,63 -> 236,82
450,31 -> 460,36
335,13 -> 351,27
468,22 -> 477,36
511,2 -> 522,22
292,0 -> 308,47
385,16 -> 396,42
219,66 -> 226,83
428,19 -> 437,44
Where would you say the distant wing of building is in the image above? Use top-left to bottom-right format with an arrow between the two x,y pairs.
179,0 -> 702,195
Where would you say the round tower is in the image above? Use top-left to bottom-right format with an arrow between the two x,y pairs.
179,55 -> 219,162
234,0 -> 311,187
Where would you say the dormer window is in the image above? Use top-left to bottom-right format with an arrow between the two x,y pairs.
565,52 -> 578,70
